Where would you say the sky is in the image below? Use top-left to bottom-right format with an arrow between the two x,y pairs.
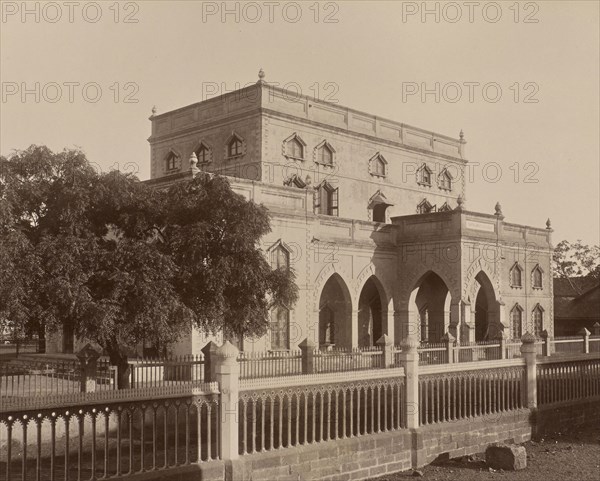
1,0 -> 598,245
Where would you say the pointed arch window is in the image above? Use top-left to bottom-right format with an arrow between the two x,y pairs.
320,305 -> 335,346
510,263 -> 523,288
369,153 -> 387,177
314,181 -> 339,216
417,199 -> 435,214
438,169 -> 453,191
510,304 -> 523,340
225,133 -> 245,159
270,242 -> 290,270
315,141 -> 335,166
195,142 -> 211,164
283,133 -> 306,160
270,306 -> 290,350
165,151 -> 179,171
417,163 -> 433,186
532,304 -> 544,336
532,265 -> 543,289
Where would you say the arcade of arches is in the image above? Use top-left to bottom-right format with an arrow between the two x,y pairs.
317,269 -> 504,349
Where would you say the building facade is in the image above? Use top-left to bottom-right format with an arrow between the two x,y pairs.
144,72 -> 554,355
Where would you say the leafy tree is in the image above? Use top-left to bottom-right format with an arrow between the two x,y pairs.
553,239 -> 600,293
0,146 -> 298,388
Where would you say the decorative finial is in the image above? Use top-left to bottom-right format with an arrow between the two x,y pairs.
456,195 -> 464,210
151,105 -> 157,116
459,129 -> 464,141
546,218 -> 552,230
257,68 -> 265,83
495,201 -> 503,216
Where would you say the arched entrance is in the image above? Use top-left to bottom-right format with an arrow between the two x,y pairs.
318,274 -> 352,349
473,271 -> 500,341
358,276 -> 384,347
408,272 -> 452,343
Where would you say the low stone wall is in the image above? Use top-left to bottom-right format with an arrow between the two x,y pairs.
533,398 -> 600,438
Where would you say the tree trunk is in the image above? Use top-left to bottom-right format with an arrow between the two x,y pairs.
107,347 -> 131,389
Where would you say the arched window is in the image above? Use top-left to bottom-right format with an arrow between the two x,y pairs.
195,143 -> 211,164
417,199 -> 434,214
369,153 -> 387,177
510,304 -> 523,340
166,151 -> 178,171
532,304 -> 544,337
227,135 -> 244,158
438,202 -> 452,212
287,138 -> 304,159
532,265 -> 543,289
373,204 -> 388,223
317,143 -> 334,165
510,263 -> 523,288
438,169 -> 452,190
417,164 -> 433,186
314,181 -> 338,216
270,306 -> 290,350
270,244 -> 290,270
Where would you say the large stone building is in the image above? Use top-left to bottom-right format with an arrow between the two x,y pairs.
144,71 -> 554,355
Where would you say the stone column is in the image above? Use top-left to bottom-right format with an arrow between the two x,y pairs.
214,341 -> 240,461
498,331 -> 506,360
351,309 -> 359,348
520,333 -> 537,409
399,337 -> 420,429
76,344 -> 100,393
580,328 -> 590,354
441,331 -> 455,364
449,301 -> 461,340
299,337 -> 317,374
376,334 -> 394,368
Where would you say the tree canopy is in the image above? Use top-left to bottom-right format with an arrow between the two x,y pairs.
0,145 -> 297,386
553,240 -> 600,281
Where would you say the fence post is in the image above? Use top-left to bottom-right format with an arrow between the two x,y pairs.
76,344 -> 100,393
299,337 -> 317,374
592,322 -> 600,337
376,334 -> 394,367
214,341 -> 240,461
520,332 -> 537,409
201,341 -> 219,383
498,331 -> 506,360
441,331 -> 455,364
399,337 -> 420,428
580,328 -> 590,354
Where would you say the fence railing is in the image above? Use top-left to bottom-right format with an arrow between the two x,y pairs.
419,365 -> 524,425
0,384 -> 219,481
537,356 -> 600,406
0,358 -> 115,398
1,338 -> 599,481
129,354 -> 204,387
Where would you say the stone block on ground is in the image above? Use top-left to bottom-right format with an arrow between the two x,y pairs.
485,443 -> 527,471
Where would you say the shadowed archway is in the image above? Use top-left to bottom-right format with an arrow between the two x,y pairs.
318,273 -> 352,349
358,276 -> 386,347
473,271 -> 501,341
408,272 -> 452,343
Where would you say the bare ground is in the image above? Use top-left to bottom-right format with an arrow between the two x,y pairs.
370,422 -> 600,481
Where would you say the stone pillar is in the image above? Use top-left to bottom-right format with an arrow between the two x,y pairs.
201,341 -> 219,383
386,308 -> 395,345
351,309 -> 359,348
460,301 -> 475,344
592,322 -> 600,337
299,337 -> 317,374
498,331 -> 506,360
76,344 -> 100,393
520,333 -> 537,409
399,338 -> 420,429
580,328 -> 590,354
214,341 -> 240,461
376,334 -> 394,368
441,331 -> 455,364
449,302 -> 461,340
541,330 -> 550,357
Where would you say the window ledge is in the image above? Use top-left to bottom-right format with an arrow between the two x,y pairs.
315,161 -> 335,168
370,173 -> 386,178
510,285 -> 523,289
417,181 -> 432,188
532,286 -> 543,290
284,155 -> 305,162
226,154 -> 244,161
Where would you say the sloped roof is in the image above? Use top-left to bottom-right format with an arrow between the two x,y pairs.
554,277 -> 599,297
554,278 -> 600,321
